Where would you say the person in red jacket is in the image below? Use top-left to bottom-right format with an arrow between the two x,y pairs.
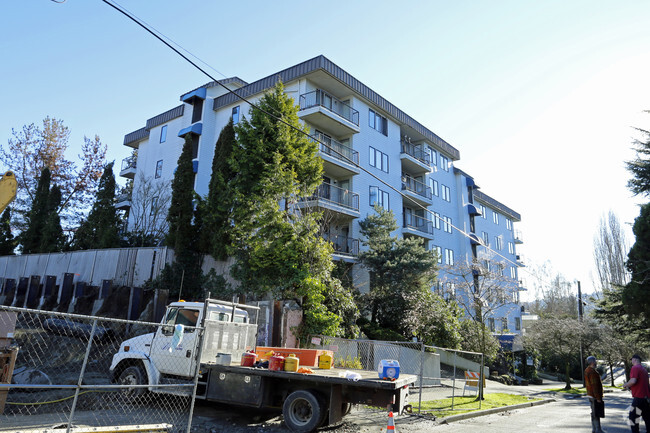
623,354 -> 650,433
585,355 -> 605,433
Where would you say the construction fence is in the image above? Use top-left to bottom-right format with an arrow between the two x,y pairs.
0,305 -> 200,433
310,335 -> 486,414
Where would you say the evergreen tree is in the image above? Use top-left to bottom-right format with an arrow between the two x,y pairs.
622,203 -> 650,327
626,118 -> 650,196
40,185 -> 65,252
72,162 -> 120,250
20,167 -> 52,253
0,207 -> 16,255
203,120 -> 236,259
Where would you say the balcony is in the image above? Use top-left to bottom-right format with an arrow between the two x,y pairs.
119,155 -> 137,179
400,141 -> 431,173
402,213 -> 434,239
299,90 -> 360,136
300,183 -> 359,218
516,254 -> 526,267
322,232 -> 359,259
514,230 -> 524,244
401,175 -> 432,207
313,132 -> 359,177
115,193 -> 131,210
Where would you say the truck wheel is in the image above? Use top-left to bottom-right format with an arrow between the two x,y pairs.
118,365 -> 146,399
283,390 -> 324,432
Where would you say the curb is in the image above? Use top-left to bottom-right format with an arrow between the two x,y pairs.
437,397 -> 557,424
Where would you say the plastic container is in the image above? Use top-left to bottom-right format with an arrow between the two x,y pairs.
240,351 -> 258,367
284,354 -> 300,372
269,354 -> 285,371
377,359 -> 400,380
318,353 -> 333,369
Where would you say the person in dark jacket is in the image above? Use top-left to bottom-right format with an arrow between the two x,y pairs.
585,355 -> 605,433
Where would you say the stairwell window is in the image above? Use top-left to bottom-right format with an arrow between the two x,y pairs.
155,160 -> 163,179
232,106 -> 240,125
160,125 -> 167,143
369,146 -> 389,173
369,109 -> 388,136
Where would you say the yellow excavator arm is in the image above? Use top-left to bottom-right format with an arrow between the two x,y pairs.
0,171 -> 17,214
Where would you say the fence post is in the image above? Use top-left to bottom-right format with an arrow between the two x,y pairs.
418,343 -> 424,415
67,318 -> 98,433
451,351 -> 456,410
186,324 -> 207,433
479,352 -> 484,409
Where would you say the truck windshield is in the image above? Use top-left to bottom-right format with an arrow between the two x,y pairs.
162,307 -> 199,335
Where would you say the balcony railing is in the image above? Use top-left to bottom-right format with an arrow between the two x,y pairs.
304,183 -> 359,211
402,176 -> 432,200
121,155 -> 137,172
322,232 -> 359,256
400,141 -> 431,166
514,230 -> 524,243
299,89 -> 359,126
403,213 -> 434,235
313,132 -> 359,165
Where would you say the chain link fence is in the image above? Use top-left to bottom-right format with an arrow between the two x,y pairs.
309,336 -> 486,414
0,306 -> 200,433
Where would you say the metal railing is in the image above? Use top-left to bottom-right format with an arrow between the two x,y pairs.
322,232 -> 359,256
299,89 -> 359,126
305,183 -> 359,212
313,132 -> 359,165
0,306 -> 199,433
120,155 -> 137,172
400,141 -> 431,166
514,230 -> 524,243
403,213 -> 434,235
402,176 -> 432,200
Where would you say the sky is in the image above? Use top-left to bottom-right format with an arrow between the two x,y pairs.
2,0 -> 649,299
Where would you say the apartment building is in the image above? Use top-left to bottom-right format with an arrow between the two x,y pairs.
117,55 -> 525,335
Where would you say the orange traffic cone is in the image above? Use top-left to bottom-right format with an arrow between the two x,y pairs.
386,411 -> 395,432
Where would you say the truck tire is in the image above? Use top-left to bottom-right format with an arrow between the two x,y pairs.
282,390 -> 324,432
118,365 -> 146,400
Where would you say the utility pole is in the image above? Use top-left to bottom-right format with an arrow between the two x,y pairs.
577,280 -> 585,387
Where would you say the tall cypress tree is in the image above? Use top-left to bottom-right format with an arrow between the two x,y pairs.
203,120 -> 236,259
73,162 -> 120,250
0,207 -> 16,255
21,167 -> 52,253
40,185 -> 65,252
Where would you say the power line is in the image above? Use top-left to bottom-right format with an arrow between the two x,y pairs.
100,0 -> 550,291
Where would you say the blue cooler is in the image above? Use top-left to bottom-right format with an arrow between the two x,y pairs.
377,359 -> 400,380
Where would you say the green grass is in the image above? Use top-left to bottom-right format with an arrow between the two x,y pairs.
419,393 -> 541,418
544,387 -> 587,395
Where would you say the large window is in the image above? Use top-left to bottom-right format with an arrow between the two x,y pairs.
445,248 -> 454,265
369,186 -> 389,209
369,109 -> 388,136
440,155 -> 449,171
155,160 -> 163,179
441,184 -> 451,202
159,125 -> 167,143
369,146 -> 389,173
232,106 -> 240,125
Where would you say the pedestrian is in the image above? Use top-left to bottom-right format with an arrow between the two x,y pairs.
585,355 -> 606,433
623,354 -> 650,433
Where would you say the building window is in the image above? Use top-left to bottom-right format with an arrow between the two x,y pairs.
433,246 -> 442,264
445,248 -> 454,265
480,205 -> 486,218
369,186 -> 389,209
369,146 -> 389,173
482,231 -> 489,246
510,267 -> 517,279
495,236 -> 503,250
506,218 -> 512,230
441,185 -> 451,202
433,212 -> 441,230
151,196 -> 158,216
429,178 -> 439,197
488,318 -> 495,332
191,98 -> 203,124
369,109 -> 388,136
493,211 -> 499,225
508,242 -> 514,254
443,216 -> 453,233
155,160 -> 163,179
191,135 -> 200,159
430,147 -> 437,167
501,318 -> 508,331
441,155 -> 449,171
160,125 -> 167,143
515,317 -> 521,331
232,106 -> 240,125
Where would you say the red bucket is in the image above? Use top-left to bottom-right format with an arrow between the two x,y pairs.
241,351 -> 258,367
269,354 -> 285,371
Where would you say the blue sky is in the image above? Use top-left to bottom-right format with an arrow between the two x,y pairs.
2,0 -> 650,296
